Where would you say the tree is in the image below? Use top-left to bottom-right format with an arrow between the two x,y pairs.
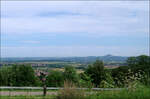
127,55 -> 150,67
127,57 -> 137,66
112,55 -> 150,87
46,70 -> 64,87
79,73 -> 93,88
0,66 -> 12,86
85,60 -> 105,87
19,65 -> 37,86
127,55 -> 150,74
63,66 -> 79,83
1,65 -> 38,86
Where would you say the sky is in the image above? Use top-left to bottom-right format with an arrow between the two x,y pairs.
1,1 -> 149,57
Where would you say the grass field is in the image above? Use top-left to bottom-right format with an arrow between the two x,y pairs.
0,95 -> 55,99
1,86 -> 150,99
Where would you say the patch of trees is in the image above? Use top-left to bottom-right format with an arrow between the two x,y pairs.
112,55 -> 150,87
0,65 -> 40,86
46,66 -> 79,87
46,70 -> 64,87
0,55 -> 150,87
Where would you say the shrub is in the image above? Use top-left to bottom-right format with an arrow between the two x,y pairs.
99,71 -> 115,88
56,81 -> 86,99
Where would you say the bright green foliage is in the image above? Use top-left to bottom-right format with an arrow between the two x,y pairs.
46,70 -> 64,87
87,85 -> 150,99
63,66 -> 79,83
79,73 -> 93,88
0,65 -> 39,86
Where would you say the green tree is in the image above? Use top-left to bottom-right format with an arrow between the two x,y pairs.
85,60 -> 105,87
63,66 -> 79,83
127,55 -> 150,74
127,55 -> 149,66
79,73 -> 93,88
0,65 -> 38,86
0,66 -> 12,86
127,57 -> 137,66
46,70 -> 64,87
15,65 -> 36,86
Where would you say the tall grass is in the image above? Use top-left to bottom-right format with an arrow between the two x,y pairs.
87,85 -> 150,99
55,81 -> 150,99
1,86 -> 150,99
55,81 -> 86,99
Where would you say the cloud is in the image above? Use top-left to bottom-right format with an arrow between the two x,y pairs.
1,14 -> 148,37
1,1 -> 149,37
1,1 -> 149,57
1,1 -> 149,18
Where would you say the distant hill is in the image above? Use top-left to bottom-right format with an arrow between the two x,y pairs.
1,55 -> 128,64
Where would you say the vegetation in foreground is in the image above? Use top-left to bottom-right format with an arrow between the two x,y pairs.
88,87 -> 150,99
0,55 -> 150,99
0,95 -> 55,99
1,85 -> 150,99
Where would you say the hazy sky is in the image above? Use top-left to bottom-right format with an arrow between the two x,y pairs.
1,1 -> 149,57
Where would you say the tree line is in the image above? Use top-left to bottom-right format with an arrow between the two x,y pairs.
0,55 -> 150,88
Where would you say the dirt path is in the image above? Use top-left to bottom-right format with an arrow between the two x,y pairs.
0,91 -> 57,96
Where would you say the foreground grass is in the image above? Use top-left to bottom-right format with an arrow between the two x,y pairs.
87,88 -> 150,99
1,86 -> 150,99
0,89 -> 57,92
56,82 -> 150,99
0,95 -> 55,99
